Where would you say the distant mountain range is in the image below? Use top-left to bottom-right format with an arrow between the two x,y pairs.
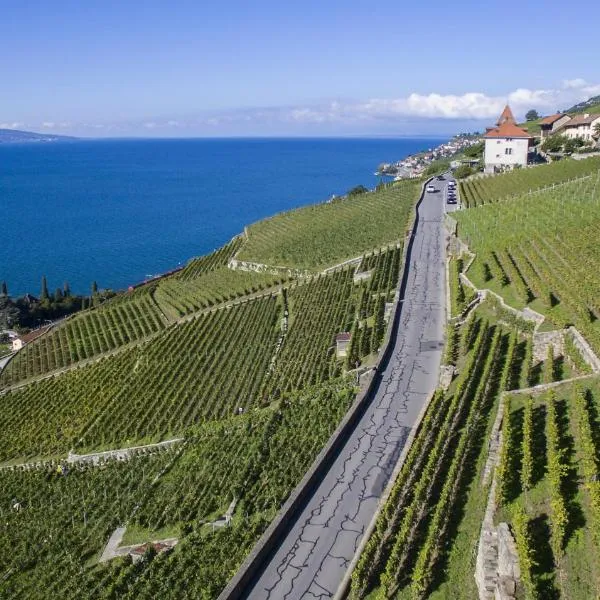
0,128 -> 77,144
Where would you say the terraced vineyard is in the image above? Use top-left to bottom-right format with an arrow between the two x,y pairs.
0,176 -> 421,598
459,156 -> 600,207
497,383 -> 600,599
0,383 -> 354,600
1,244 -> 405,464
264,246 -> 402,398
177,237 -> 242,281
350,306 -> 528,599
455,172 -> 600,352
0,289 -> 168,387
237,180 -> 418,270
0,296 -> 281,461
154,267 -> 287,320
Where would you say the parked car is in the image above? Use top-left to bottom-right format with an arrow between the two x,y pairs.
426,185 -> 436,193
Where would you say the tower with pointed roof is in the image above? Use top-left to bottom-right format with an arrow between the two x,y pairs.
483,104 -> 533,173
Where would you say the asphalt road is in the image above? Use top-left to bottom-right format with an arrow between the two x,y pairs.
243,181 -> 448,600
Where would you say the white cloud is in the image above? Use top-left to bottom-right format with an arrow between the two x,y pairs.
280,78 -> 600,124
5,77 -> 598,136
563,78 -> 587,89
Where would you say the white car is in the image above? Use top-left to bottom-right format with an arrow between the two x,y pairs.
426,185 -> 436,193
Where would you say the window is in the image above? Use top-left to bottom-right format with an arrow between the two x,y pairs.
505,148 -> 513,155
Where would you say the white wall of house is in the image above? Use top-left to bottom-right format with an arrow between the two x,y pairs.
562,117 -> 600,142
484,137 -> 529,173
552,115 -> 572,132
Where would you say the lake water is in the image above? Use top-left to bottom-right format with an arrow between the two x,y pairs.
0,137 -> 444,295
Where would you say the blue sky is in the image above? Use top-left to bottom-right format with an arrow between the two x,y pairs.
2,0 -> 598,137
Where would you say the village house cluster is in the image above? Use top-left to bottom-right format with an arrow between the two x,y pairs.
378,135 -> 482,179
484,105 -> 600,174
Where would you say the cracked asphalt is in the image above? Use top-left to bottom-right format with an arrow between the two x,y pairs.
243,180 -> 449,600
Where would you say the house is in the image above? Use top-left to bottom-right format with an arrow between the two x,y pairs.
555,113 -> 600,142
539,113 -> 571,139
11,325 -> 51,352
484,105 -> 533,173
335,332 -> 352,358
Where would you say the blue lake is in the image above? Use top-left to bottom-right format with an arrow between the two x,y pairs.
0,137 -> 444,295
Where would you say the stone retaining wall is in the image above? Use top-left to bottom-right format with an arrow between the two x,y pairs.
567,326 -> 600,372
532,330 -> 564,363
475,394 -> 521,600
228,258 -> 310,278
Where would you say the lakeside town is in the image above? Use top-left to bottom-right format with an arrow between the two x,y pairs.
376,133 -> 482,179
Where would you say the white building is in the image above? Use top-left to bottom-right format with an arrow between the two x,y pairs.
556,113 -> 600,143
483,105 -> 533,174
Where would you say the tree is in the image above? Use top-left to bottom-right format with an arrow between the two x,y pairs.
345,321 -> 360,370
63,281 -> 71,297
424,160 -> 450,177
91,281 -> 98,295
454,164 -> 473,179
54,288 -> 63,302
525,109 -> 540,121
0,281 -> 7,297
347,185 -> 368,197
360,325 -> 371,356
0,295 -> 20,328
463,142 -> 484,158
593,122 -> 600,140
564,137 -> 585,154
371,296 -> 386,351
40,276 -> 49,301
541,134 -> 566,153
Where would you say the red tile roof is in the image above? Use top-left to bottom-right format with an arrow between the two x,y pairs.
561,114 -> 598,127
540,113 -> 566,125
335,332 -> 351,342
484,122 -> 533,139
19,326 -> 51,344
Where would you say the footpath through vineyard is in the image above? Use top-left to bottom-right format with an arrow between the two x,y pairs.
239,184 -> 447,599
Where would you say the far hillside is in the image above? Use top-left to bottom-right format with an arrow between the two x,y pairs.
565,94 -> 600,114
0,128 -> 76,143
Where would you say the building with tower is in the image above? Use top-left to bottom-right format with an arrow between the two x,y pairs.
483,105 -> 533,173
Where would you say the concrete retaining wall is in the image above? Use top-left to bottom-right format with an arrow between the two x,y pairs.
217,179 -> 432,600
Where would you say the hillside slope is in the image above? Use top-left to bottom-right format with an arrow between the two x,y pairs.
0,128 -> 76,143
